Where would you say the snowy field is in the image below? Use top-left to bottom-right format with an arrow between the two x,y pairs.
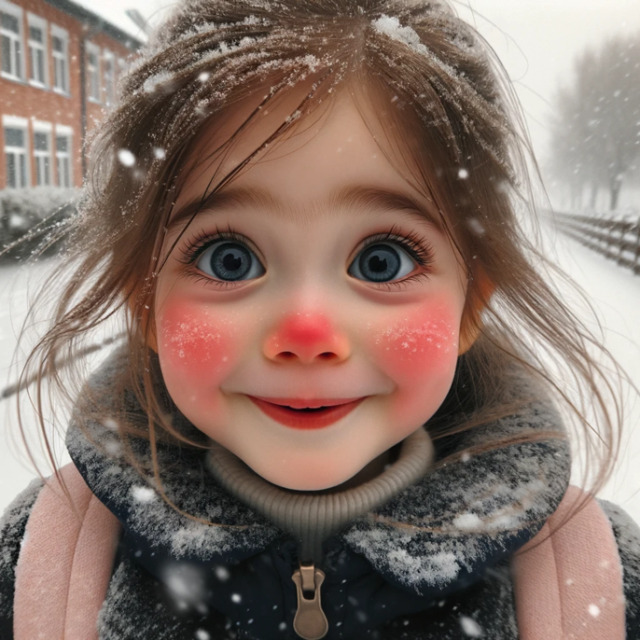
1,219 -> 639,526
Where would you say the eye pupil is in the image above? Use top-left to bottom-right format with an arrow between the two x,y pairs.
222,252 -> 241,271
358,245 -> 401,282
211,242 -> 252,280
369,254 -> 388,273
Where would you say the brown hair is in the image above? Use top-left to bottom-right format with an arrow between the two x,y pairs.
12,0 -> 634,529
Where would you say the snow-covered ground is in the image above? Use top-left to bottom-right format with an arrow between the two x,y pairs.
1,218 -> 639,526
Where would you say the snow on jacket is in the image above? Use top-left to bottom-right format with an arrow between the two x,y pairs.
1,347 -> 639,640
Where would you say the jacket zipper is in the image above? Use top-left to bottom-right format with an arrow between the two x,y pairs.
291,561 -> 329,640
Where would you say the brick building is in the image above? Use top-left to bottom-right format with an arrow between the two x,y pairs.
0,0 -> 144,191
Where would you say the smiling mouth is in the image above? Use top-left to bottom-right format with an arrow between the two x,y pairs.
247,396 -> 365,430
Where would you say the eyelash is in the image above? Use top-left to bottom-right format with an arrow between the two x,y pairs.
178,223 -> 436,291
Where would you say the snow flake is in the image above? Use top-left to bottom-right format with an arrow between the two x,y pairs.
103,418 -> 119,431
453,512 -> 482,531
231,593 -> 242,603
131,485 -> 156,503
214,565 -> 231,581
143,70 -> 174,94
117,149 -> 136,167
162,563 -> 207,604
195,630 -> 211,640
198,71 -> 211,82
302,54 -> 319,72
104,440 -> 122,457
466,218 -> 485,236
588,604 -> 601,618
458,168 -> 469,179
460,615 -> 483,637
372,15 -> 430,57
285,110 -> 302,123
278,622 -> 287,631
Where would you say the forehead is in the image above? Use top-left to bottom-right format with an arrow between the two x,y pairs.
171,83 -> 448,236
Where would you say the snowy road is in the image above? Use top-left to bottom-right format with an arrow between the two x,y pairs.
1,220 -> 639,525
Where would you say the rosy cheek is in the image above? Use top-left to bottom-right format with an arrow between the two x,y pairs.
366,296 -> 461,420
157,300 -> 238,380
373,305 -> 458,375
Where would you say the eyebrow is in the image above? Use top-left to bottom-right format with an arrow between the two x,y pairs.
166,184 -> 445,233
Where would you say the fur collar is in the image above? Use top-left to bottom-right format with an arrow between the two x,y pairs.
67,346 -> 571,596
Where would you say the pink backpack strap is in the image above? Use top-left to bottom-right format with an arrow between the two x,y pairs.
511,484 -> 626,639
14,462 -> 121,640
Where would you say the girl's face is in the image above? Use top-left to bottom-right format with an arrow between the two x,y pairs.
154,88 -> 471,491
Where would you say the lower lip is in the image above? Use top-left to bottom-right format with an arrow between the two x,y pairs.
248,396 -> 365,430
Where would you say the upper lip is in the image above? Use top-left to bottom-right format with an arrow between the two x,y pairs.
249,396 -> 363,409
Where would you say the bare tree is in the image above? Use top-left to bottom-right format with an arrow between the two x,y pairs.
548,33 -> 640,211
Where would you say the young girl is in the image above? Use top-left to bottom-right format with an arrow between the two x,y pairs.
1,1 -> 639,639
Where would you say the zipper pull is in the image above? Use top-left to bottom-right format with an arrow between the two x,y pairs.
291,562 -> 329,640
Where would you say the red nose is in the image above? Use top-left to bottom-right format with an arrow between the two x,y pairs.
264,313 -> 349,363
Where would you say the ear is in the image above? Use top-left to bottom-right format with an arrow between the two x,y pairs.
458,268 -> 494,356
127,294 -> 158,353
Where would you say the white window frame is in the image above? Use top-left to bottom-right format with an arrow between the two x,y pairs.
0,0 -> 24,81
27,12 -> 47,88
3,114 -> 29,188
33,120 -> 52,187
50,23 -> 69,95
102,48 -> 115,106
86,41 -> 101,103
54,124 -> 73,188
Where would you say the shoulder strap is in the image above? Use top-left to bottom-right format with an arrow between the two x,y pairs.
14,462 -> 121,640
511,484 -> 626,639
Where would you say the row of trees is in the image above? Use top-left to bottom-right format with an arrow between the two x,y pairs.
547,33 -> 640,211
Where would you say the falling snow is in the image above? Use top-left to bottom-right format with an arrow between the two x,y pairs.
467,218 -> 485,236
460,615 -> 483,637
117,149 -> 136,167
214,565 -> 231,581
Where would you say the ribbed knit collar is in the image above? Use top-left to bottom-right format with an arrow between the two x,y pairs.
205,427 -> 434,563
66,345 -> 571,596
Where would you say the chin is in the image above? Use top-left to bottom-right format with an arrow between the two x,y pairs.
251,459 -> 358,492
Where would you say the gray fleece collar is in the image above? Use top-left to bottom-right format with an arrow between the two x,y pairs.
66,345 -> 571,596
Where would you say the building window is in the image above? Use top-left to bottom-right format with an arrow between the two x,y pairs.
55,131 -> 72,187
33,128 -> 51,186
4,124 -> 28,188
103,50 -> 115,106
86,41 -> 100,102
0,1 -> 24,81
51,24 -> 68,94
27,13 -> 47,87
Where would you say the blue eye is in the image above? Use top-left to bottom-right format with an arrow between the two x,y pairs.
348,242 -> 416,283
196,241 -> 265,281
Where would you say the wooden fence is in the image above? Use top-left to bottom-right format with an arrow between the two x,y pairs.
552,211 -> 640,275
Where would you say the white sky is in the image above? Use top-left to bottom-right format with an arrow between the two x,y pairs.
453,0 -> 640,162
124,0 -> 640,163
